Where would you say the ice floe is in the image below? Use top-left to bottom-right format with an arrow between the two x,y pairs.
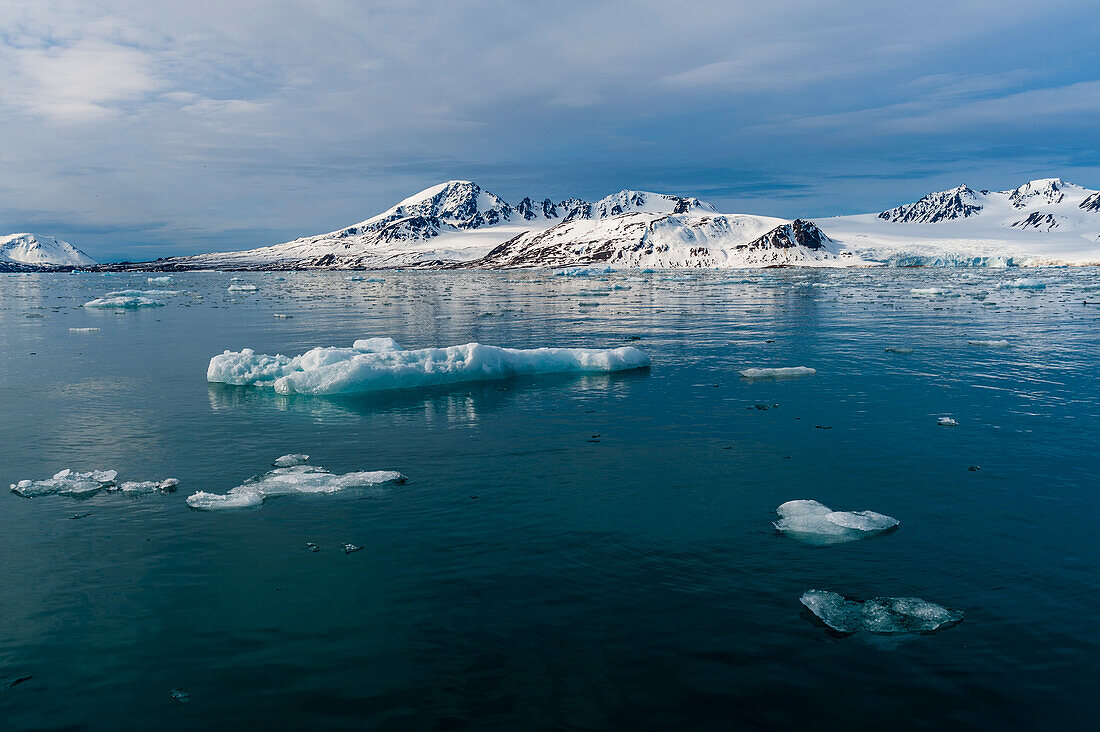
800,590 -> 963,635
884,346 -> 913,354
774,499 -> 898,545
83,295 -> 165,309
998,277 -> 1045,289
147,276 -> 173,285
227,284 -> 258,292
11,470 -> 177,498
739,366 -> 816,380
273,453 -> 309,467
909,287 -> 944,296
185,463 -> 405,511
69,327 -> 100,333
554,266 -> 613,277
937,417 -> 958,426
105,289 -> 181,297
968,339 -> 1010,348
207,338 -> 650,395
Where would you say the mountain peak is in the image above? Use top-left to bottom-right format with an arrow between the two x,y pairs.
0,233 -> 96,266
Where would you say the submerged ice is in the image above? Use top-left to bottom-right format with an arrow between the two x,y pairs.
186,463 -> 406,510
774,499 -> 899,545
207,338 -> 650,395
800,590 -> 963,635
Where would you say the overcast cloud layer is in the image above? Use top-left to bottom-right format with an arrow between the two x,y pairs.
1,0 -> 1098,260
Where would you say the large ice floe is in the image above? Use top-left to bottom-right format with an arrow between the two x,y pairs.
83,295 -> 165,309
207,338 -> 650,395
774,500 -> 899,545
186,460 -> 405,510
800,590 -> 963,635
11,469 -> 178,498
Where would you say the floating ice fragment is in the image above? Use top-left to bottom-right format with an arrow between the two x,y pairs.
207,339 -> 650,396
938,417 -> 958,426
169,689 -> 191,703
69,327 -> 100,333
739,367 -> 816,380
346,275 -> 365,281
147,276 -> 173,284
11,469 -> 118,497
113,478 -> 178,493
999,278 -> 1045,289
800,590 -> 963,635
967,339 -> 1010,348
774,500 -> 898,545
227,284 -> 258,292
306,542 -> 320,552
186,464 -> 405,511
554,266 -> 613,277
83,295 -> 164,309
909,287 -> 944,297
343,543 -> 363,554
884,346 -> 913,354
273,453 -> 309,467
273,313 -> 292,318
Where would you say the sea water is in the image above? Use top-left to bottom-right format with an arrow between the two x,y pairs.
0,268 -> 1098,729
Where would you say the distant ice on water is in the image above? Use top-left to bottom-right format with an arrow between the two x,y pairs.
774,500 -> 898,545
739,366 -> 815,380
800,590 -> 963,635
186,464 -> 405,511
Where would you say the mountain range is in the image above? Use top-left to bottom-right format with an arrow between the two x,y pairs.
7,177 -> 1100,269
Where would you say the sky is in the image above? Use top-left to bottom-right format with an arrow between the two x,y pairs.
1,0 -> 1098,261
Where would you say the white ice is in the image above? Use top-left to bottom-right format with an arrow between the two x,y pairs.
554,266 -> 613,277
105,289 -> 181,297
186,464 -> 405,511
207,338 -> 650,395
909,287 -> 944,296
11,469 -> 118,497
938,417 -> 958,426
83,295 -> 165,309
968,339 -> 1010,348
69,327 -> 100,333
273,453 -> 309,467
227,284 -> 259,292
800,590 -> 963,634
774,499 -> 899,545
739,366 -> 816,380
147,276 -> 173,284
998,277 -> 1046,289
115,478 -> 179,493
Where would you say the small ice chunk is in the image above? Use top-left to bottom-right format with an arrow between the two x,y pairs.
800,590 -> 963,635
273,313 -> 292,318
739,367 -> 816,380
938,417 -> 958,426
83,296 -> 165,309
169,688 -> 191,703
273,454 -> 309,467
343,543 -> 363,554
884,346 -> 913,354
774,499 -> 898,545
69,327 -> 100,333
147,276 -> 173,284
346,275 -> 365,281
968,340 -> 1010,348
186,464 -> 405,511
999,278 -> 1045,289
554,266 -> 613,277
11,469 -> 118,497
909,287 -> 944,296
228,284 -> 258,292
113,478 -> 179,493
207,340 -> 650,396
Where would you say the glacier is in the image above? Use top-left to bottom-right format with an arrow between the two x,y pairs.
800,590 -> 963,635
207,338 -> 651,395
774,500 -> 899,545
186,463 -> 406,511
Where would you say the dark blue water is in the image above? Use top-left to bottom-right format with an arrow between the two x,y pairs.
1,269 -> 1098,730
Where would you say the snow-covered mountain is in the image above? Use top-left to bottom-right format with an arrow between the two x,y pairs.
824,178 -> 1100,266
469,214 -> 854,268
0,233 -> 96,267
156,181 -> 850,270
107,176 -> 1100,271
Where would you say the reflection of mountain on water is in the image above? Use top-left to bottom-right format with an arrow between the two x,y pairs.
207,369 -> 650,424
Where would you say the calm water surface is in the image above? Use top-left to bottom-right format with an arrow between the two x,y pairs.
0,268 -> 1098,730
